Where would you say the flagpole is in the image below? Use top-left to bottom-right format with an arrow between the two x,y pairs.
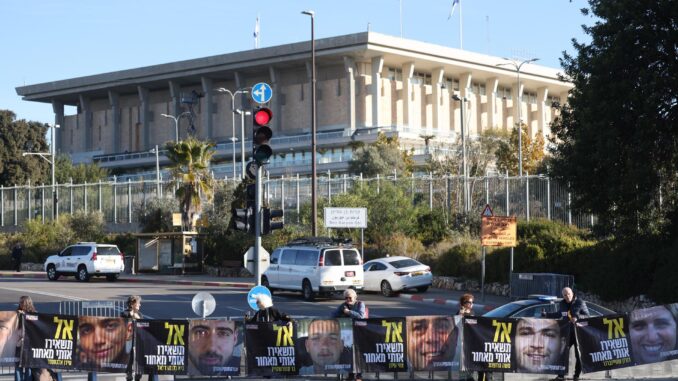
459,0 -> 463,49
400,0 -> 403,38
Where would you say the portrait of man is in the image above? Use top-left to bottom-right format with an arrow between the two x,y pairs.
514,317 -> 568,373
299,319 -> 351,375
0,312 -> 18,363
188,319 -> 241,376
629,305 -> 678,365
406,315 -> 456,370
77,316 -> 132,371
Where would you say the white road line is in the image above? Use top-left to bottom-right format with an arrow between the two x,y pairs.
0,286 -> 88,301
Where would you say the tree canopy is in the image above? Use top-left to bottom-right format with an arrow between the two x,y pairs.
0,110 -> 50,186
549,0 -> 678,237
348,132 -> 413,176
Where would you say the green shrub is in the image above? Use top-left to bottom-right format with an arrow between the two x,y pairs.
382,233 -> 425,260
435,241 -> 482,279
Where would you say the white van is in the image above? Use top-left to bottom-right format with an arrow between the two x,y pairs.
261,238 -> 364,300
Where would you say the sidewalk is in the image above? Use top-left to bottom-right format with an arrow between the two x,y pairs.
0,271 -> 507,312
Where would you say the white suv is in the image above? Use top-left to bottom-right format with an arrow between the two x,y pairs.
262,237 -> 364,300
44,242 -> 125,282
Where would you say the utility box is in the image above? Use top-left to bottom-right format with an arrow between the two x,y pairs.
510,273 -> 574,300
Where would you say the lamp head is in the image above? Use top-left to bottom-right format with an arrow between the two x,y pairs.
301,10 -> 315,16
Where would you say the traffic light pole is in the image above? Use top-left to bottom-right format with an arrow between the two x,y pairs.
254,165 -> 263,286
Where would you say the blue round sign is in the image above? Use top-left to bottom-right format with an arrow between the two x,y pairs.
251,82 -> 273,104
247,285 -> 272,310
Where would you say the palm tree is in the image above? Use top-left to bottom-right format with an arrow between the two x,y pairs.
165,138 -> 216,231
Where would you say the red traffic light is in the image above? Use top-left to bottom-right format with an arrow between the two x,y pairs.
253,107 -> 272,126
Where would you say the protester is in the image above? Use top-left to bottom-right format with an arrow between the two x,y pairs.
629,303 -> 678,365
188,319 -> 240,376
515,317 -> 568,373
406,316 -> 456,370
457,293 -> 474,316
547,287 -> 589,381
15,296 -> 34,381
246,294 -> 291,323
11,243 -> 23,272
120,295 -> 156,381
299,319 -> 349,375
332,289 -> 366,381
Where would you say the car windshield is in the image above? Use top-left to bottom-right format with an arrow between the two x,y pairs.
96,246 -> 120,255
389,259 -> 420,268
483,301 -> 535,317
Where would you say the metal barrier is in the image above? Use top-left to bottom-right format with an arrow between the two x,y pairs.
59,300 -> 127,317
510,273 -> 574,299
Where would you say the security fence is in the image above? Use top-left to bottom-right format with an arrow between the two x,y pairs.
0,174 -> 594,230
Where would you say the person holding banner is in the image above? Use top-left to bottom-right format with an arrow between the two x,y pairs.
15,296 -> 35,381
332,289 -> 366,381
515,318 -> 568,373
629,304 -> 678,365
547,287 -> 589,381
246,294 -> 292,323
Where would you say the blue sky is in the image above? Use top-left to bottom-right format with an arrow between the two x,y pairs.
3,0 -> 593,125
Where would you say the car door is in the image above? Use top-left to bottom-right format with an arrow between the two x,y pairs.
366,261 -> 388,290
278,249 -> 297,289
55,247 -> 73,272
63,246 -> 83,272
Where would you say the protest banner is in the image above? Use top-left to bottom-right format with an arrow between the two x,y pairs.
354,317 -> 407,372
245,321 -> 298,376
135,319 -> 188,375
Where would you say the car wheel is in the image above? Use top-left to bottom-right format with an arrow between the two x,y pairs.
106,274 -> 119,282
262,276 -> 274,294
302,280 -> 315,301
46,265 -> 60,281
381,280 -> 395,297
416,285 -> 429,293
77,266 -> 90,282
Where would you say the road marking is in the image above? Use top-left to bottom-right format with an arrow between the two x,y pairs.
0,286 -> 88,301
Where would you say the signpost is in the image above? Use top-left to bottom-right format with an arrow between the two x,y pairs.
479,204 -> 518,302
324,207 -> 367,258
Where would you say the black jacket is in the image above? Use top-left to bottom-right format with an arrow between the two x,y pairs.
247,307 -> 291,323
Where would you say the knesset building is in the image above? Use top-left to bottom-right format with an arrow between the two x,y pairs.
16,32 -> 572,178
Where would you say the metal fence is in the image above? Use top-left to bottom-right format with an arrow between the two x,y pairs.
0,174 -> 594,230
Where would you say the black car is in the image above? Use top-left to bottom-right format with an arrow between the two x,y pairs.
483,295 -> 616,318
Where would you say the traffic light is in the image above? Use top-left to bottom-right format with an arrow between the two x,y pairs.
252,107 -> 273,165
232,207 -> 254,234
262,207 -> 284,235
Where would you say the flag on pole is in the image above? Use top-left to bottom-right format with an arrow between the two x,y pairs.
448,0 -> 460,19
253,15 -> 260,48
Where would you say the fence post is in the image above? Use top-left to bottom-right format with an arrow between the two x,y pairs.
547,177 -> 551,220
27,179 -> 32,221
113,176 -> 118,224
296,174 -> 300,223
84,181 -> 88,214
485,174 -> 489,204
55,182 -> 59,220
127,179 -> 132,224
14,185 -> 18,226
69,178 -> 74,215
280,175 -> 285,224
505,171 -> 510,216
98,181 -> 102,212
568,189 -> 572,226
377,174 -> 380,194
343,173 -> 347,193
327,170 -> 332,205
429,172 -> 433,211
1,185 -> 4,226
41,184 -> 45,223
446,174 -> 451,221
526,173 -> 530,222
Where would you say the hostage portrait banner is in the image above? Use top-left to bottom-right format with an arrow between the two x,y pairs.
354,317 -> 407,372
135,319 -> 188,375
76,316 -> 132,373
462,316 -> 513,372
406,315 -> 460,371
187,319 -> 242,377
576,314 -> 632,372
245,321 -> 298,376
629,303 -> 678,366
0,311 -> 19,365
23,313 -> 77,370
295,318 -> 353,375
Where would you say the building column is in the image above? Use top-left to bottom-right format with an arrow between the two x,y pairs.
269,66 -> 281,133
513,81 -> 525,131
537,86 -> 549,138
431,68 -> 444,134
459,73 -> 473,135
343,56 -> 356,133
402,62 -> 415,128
486,78 -> 499,131
370,56 -> 383,128
78,95 -> 92,151
168,81 -> 182,117
137,86 -> 150,150
51,101 -> 64,153
108,91 -> 121,153
201,77 -> 214,140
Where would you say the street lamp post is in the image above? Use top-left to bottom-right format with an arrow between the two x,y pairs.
496,57 -> 539,177
23,123 -> 59,219
302,9 -> 318,237
452,95 -> 469,213
235,109 -> 252,179
215,88 -> 249,179
160,111 -> 192,142
149,145 -> 161,196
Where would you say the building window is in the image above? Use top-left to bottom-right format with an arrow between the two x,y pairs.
411,72 -> 431,85
386,67 -> 402,82
444,78 -> 460,91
